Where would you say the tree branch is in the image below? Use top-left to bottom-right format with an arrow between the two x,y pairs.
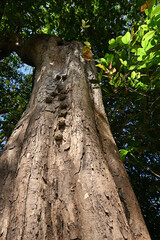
0,35 -> 17,59
147,167 -> 160,179
0,34 -> 63,66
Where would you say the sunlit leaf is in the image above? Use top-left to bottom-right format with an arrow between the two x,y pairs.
84,41 -> 91,46
99,58 -> 107,65
129,65 -> 136,70
109,38 -> 117,49
142,30 -> 155,42
119,58 -> 127,66
131,71 -> 136,79
122,32 -> 131,44
82,19 -> 86,27
96,64 -> 106,71
151,4 -> 160,17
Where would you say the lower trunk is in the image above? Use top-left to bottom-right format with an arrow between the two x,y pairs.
0,36 -> 150,239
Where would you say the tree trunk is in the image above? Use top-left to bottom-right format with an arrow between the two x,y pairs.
0,35 -> 150,240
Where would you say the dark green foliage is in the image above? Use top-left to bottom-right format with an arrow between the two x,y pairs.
99,5 -> 160,239
0,53 -> 32,151
0,0 -> 143,55
103,85 -> 160,239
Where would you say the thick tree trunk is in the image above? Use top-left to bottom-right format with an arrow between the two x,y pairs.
0,35 -> 150,240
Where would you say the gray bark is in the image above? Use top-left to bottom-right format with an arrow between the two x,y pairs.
0,35 -> 150,240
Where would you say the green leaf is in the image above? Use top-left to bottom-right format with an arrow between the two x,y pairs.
129,65 -> 136,70
142,30 -> 155,43
141,40 -> 148,49
104,53 -> 114,65
84,41 -> 91,46
131,48 -> 137,53
121,32 -> 131,44
116,35 -> 123,44
139,24 -> 148,32
137,72 -> 141,79
137,63 -> 146,70
131,71 -> 136,79
17,95 -> 22,101
119,58 -> 127,66
137,48 -> 145,55
115,79 -> 121,87
141,31 -> 156,49
82,19 -> 86,27
109,38 -> 117,49
123,61 -> 127,66
149,15 -> 160,30
119,149 -> 128,160
99,58 -> 107,65
137,48 -> 146,60
151,5 -> 160,17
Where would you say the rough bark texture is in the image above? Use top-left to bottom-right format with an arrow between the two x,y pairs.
0,35 -> 150,240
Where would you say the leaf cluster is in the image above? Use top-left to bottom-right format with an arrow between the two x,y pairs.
0,53 -> 32,151
97,4 -> 160,238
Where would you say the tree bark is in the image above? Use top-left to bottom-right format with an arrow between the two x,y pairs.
0,35 -> 150,240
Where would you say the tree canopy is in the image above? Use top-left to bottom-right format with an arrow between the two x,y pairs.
0,0 -> 160,239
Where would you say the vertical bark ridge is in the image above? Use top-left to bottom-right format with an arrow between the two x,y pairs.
91,85 -> 150,240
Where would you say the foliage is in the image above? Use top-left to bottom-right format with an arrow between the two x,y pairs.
0,0 -> 143,56
97,4 -> 160,164
82,40 -> 93,61
0,53 -> 32,151
96,4 -> 160,238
